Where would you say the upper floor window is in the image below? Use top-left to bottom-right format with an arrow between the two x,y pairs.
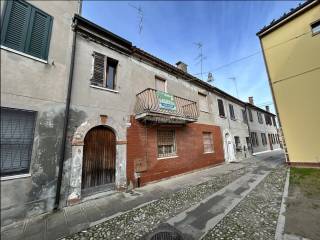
265,114 -> 272,125
311,19 -> 320,35
229,104 -> 235,120
199,93 -> 209,112
1,107 -> 36,176
155,76 -> 166,92
91,52 -> 118,90
242,109 -> 248,123
203,132 -> 214,153
272,117 -> 277,127
217,99 -> 225,117
1,0 -> 53,60
257,112 -> 263,124
248,109 -> 253,122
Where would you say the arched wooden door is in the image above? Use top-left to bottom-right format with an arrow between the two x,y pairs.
82,126 -> 116,191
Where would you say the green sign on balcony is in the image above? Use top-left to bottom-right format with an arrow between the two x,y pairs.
156,91 -> 176,111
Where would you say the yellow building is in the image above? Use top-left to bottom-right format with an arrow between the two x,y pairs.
257,0 -> 320,166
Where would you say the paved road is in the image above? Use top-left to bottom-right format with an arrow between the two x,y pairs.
1,150 -> 286,240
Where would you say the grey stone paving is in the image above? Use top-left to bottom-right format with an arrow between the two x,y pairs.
65,166 -> 250,240
203,164 -> 288,240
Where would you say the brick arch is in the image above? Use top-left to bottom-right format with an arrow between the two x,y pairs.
67,115 -> 127,205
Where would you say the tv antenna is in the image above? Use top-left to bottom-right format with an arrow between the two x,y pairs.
129,3 -> 144,35
194,42 -> 206,80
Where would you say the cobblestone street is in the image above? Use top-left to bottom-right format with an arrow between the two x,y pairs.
64,151 -> 286,240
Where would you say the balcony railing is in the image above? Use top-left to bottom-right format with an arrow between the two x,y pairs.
135,88 -> 199,124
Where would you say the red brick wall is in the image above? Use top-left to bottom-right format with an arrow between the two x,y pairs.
127,116 -> 224,186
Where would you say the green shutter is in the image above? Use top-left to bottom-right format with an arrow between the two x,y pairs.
25,8 -> 52,59
1,0 -> 32,52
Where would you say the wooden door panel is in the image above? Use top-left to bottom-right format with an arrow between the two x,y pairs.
82,126 -> 116,189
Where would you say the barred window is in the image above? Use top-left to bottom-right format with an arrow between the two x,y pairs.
157,129 -> 176,158
203,132 -> 214,153
1,107 -> 36,176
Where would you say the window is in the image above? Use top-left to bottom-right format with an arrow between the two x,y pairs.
234,136 -> 241,150
1,0 -> 53,60
157,129 -> 176,158
250,132 -> 259,147
261,133 -> 267,145
217,99 -> 225,117
229,104 -> 235,120
91,52 -> 118,90
257,112 -> 263,124
155,76 -> 166,92
272,117 -> 277,127
199,93 -> 209,112
1,107 -> 36,176
265,114 -> 272,125
248,109 -> 253,122
242,109 -> 248,123
246,137 -> 251,150
311,19 -> 320,35
203,132 -> 214,153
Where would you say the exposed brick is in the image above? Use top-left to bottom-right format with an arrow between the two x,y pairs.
127,116 -> 224,186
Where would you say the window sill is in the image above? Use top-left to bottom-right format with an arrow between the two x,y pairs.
200,110 -> 210,113
0,45 -> 48,64
157,155 -> 178,160
1,173 -> 31,181
203,151 -> 214,154
219,115 -> 226,119
90,85 -> 119,93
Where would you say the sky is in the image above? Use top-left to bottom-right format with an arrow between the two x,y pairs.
82,0 -> 303,114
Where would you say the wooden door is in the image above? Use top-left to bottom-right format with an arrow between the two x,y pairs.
82,126 -> 116,189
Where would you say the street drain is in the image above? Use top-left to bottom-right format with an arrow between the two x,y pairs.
142,223 -> 184,240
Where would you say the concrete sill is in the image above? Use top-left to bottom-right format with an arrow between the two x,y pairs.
0,45 -> 48,64
157,155 -> 178,160
90,85 -> 119,93
203,151 -> 214,154
1,173 -> 31,181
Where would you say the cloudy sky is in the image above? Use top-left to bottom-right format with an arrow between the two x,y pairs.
82,1 -> 303,113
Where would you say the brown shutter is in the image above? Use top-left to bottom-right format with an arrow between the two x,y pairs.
91,52 -> 105,87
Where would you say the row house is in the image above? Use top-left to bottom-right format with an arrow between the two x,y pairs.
0,1 -> 279,226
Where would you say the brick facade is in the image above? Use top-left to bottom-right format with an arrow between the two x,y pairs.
127,116 -> 224,186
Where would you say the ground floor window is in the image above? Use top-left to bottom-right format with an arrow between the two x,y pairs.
234,136 -> 241,151
203,132 -> 214,153
157,129 -> 176,158
250,132 -> 259,147
1,107 -> 36,176
261,133 -> 267,145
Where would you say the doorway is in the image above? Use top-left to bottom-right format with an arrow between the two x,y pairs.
82,126 -> 116,194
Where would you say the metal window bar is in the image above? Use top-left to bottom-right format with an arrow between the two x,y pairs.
157,129 -> 176,158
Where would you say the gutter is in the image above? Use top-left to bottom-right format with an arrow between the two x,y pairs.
54,18 -> 78,210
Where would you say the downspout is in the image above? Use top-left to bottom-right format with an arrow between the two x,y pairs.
54,18 -> 78,210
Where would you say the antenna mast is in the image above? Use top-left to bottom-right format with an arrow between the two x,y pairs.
194,42 -> 206,80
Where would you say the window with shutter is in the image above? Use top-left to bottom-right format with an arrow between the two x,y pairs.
1,0 -> 52,60
248,109 -> 253,122
217,99 -> 225,117
155,77 -> 166,92
1,107 -> 36,176
229,104 -> 235,120
242,109 -> 248,123
203,132 -> 214,153
199,93 -> 209,112
157,129 -> 176,158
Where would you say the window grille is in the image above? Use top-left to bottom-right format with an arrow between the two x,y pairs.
157,129 -> 176,158
1,107 -> 36,176
203,132 -> 214,153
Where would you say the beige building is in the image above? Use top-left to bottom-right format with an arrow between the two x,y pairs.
257,0 -> 320,166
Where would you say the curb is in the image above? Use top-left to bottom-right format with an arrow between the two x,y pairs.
275,167 -> 290,240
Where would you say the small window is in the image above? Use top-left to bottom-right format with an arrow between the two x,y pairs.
261,133 -> 267,145
248,109 -> 253,122
1,107 -> 36,176
272,117 -> 277,127
311,19 -> 320,35
157,129 -> 176,158
1,0 -> 53,60
242,109 -> 248,123
203,132 -> 214,153
234,136 -> 240,150
199,93 -> 209,112
257,112 -> 263,124
229,104 -> 235,120
217,99 -> 225,117
155,76 -> 166,92
91,52 -> 118,90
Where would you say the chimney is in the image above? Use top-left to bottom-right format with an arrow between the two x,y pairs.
265,106 -> 270,112
176,61 -> 188,73
248,96 -> 254,105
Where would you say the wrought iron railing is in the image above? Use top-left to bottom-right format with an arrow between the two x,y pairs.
135,88 -> 199,122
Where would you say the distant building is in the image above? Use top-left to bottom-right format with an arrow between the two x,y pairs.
257,0 -> 320,166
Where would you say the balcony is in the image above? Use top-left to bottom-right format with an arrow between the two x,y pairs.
135,88 -> 199,124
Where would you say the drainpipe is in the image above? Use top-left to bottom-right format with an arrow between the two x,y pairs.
54,18 -> 78,210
